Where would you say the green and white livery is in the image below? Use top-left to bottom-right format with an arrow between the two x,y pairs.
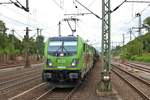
42,35 -> 98,87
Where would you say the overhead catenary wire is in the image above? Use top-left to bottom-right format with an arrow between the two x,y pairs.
125,3 -> 150,38
1,0 -> 62,35
111,0 -> 150,14
126,4 -> 150,24
9,28 -> 43,40
64,0 -> 91,16
0,12 -> 37,28
87,0 -> 97,8
76,22 -> 87,36
48,0 -> 64,10
9,0 -> 29,12
126,0 -> 150,3
0,7 -> 34,28
14,30 -> 24,39
1,5 -> 49,29
73,0 -> 136,20
76,22 -> 100,45
110,0 -> 127,13
0,11 -> 56,32
131,2 -> 134,17
75,0 -> 102,20
132,31 -> 137,38
30,32 -> 37,38
0,2 -> 13,5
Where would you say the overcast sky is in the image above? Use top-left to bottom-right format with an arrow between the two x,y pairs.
0,0 -> 150,50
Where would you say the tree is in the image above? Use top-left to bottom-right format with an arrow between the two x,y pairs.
0,20 -> 43,62
0,20 -> 7,49
144,17 -> 150,32
142,33 -> 150,53
36,35 -> 44,60
0,20 -> 7,34
144,17 -> 150,26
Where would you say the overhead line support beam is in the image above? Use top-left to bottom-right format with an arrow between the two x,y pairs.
75,0 -> 102,20
126,0 -> 150,3
0,2 -> 13,4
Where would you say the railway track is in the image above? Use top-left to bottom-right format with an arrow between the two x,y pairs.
8,81 -> 82,100
131,62 -> 150,66
0,63 -> 43,99
0,74 -> 41,92
112,62 -> 150,73
0,64 -> 23,69
36,82 -> 82,100
0,63 -> 43,72
112,64 -> 150,100
0,71 -> 41,90
0,76 -> 42,100
0,67 -> 41,82
125,63 -> 150,73
0,71 -> 42,100
8,82 -> 48,100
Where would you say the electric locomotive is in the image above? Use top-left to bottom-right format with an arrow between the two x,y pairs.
42,35 -> 96,87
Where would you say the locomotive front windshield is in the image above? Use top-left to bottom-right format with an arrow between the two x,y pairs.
48,41 -> 77,56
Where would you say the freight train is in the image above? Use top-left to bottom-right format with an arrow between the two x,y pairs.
42,35 -> 99,87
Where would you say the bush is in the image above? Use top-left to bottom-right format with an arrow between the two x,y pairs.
130,54 -> 150,62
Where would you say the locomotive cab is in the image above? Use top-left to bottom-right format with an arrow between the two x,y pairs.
42,35 -> 95,88
42,36 -> 82,87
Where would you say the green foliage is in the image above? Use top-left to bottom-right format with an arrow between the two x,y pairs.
0,20 -> 7,34
113,32 -> 150,62
142,33 -> 150,52
144,17 -> 150,26
36,35 -> 44,56
22,36 -> 41,55
29,37 -> 36,54
130,54 -> 150,62
111,46 -> 121,56
0,20 -> 45,58
127,40 -> 143,55
0,20 -> 23,56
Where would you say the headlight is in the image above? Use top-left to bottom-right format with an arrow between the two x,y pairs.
49,62 -> 52,66
47,59 -> 52,67
60,53 -> 64,57
72,62 -> 76,66
71,59 -> 78,67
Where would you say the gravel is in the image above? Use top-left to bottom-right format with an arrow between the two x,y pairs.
112,65 -> 144,100
70,61 -> 118,100
2,60 -> 145,100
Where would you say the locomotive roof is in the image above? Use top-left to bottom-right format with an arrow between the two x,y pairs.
49,36 -> 77,41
